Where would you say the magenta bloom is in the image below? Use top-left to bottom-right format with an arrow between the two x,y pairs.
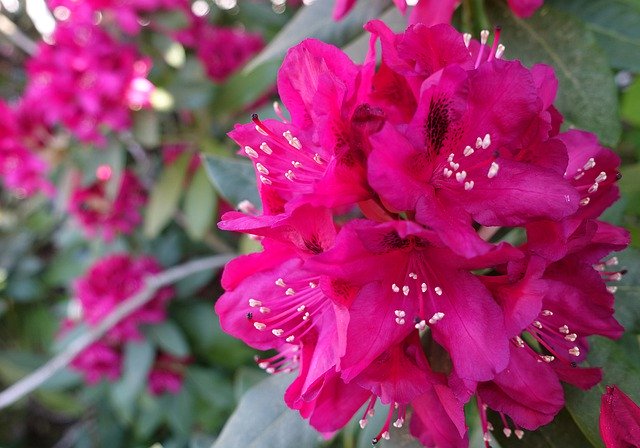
0,100 -> 52,197
216,20 -> 629,448
69,169 -> 146,241
25,8 -> 153,144
70,340 -> 123,384
148,353 -> 189,395
600,385 -> 640,448
190,26 -> 264,82
74,253 -> 173,342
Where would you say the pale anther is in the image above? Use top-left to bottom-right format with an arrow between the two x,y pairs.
464,145 -> 474,157
275,278 -> 286,287
434,286 -> 443,296
464,181 -> 475,190
249,299 -> 262,307
272,329 -> 284,337
487,162 -> 500,178
402,285 -> 410,296
253,322 -> 266,331
456,171 -> 467,182
583,158 -> 596,170
244,146 -> 259,158
285,288 -> 295,296
259,142 -> 273,154
256,163 -> 269,175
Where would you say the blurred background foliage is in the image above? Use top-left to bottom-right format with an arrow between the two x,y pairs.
0,0 -> 638,447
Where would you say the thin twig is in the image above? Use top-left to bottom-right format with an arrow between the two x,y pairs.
0,254 -> 233,410
0,14 -> 37,56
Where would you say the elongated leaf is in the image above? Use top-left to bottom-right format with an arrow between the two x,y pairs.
245,0 -> 392,72
144,153 -> 190,238
546,0 -> 640,72
212,373 -> 321,448
144,321 -> 190,358
203,154 -> 261,209
491,408 -> 595,448
111,340 -> 155,423
486,1 -> 621,146
183,165 -> 218,241
613,248 -> 640,333
212,60 -> 280,115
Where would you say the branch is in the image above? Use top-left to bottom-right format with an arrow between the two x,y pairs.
0,254 -> 233,410
0,14 -> 37,56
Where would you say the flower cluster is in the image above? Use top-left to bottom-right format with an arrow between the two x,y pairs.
216,21 -> 628,447
0,100 -> 53,197
63,253 -> 186,394
68,168 -> 147,241
25,4 -> 154,144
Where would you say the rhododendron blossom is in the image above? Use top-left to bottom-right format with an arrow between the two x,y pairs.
64,253 -> 176,387
216,19 -> 628,448
69,169 -> 147,241
25,6 -> 154,144
600,385 -> 640,448
0,100 -> 52,197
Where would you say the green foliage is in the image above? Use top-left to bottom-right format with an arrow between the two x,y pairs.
204,154 -> 261,208
486,0 -> 621,146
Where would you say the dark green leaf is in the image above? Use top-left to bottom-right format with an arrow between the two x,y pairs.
491,407 -> 595,448
186,366 -> 235,410
564,336 -> 640,448
183,165 -> 218,241
212,60 -> 279,115
144,321 -> 190,358
546,0 -> 640,72
613,248 -> 640,333
144,153 -> 190,238
111,340 -> 155,423
164,388 -> 195,436
212,373 -> 321,448
203,154 -> 261,209
485,1 -> 621,146
245,0 -> 392,72
622,78 -> 640,126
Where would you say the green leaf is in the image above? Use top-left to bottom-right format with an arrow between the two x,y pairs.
164,388 -> 195,436
203,154 -> 261,209
613,248 -> 640,334
111,340 -> 155,423
212,60 -> 280,115
546,0 -> 640,72
622,77 -> 640,127
133,109 -> 161,148
564,336 -> 640,448
186,366 -> 235,410
183,165 -> 218,241
144,153 -> 190,238
212,373 -> 321,448
485,1 -> 621,146
144,321 -> 190,358
245,0 -> 392,73
491,407 -> 595,448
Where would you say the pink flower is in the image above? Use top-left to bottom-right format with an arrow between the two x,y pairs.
70,341 -> 123,384
25,8 -> 153,144
69,169 -> 147,241
191,26 -> 264,82
227,38 -> 379,215
600,385 -> 640,448
74,253 -> 173,342
148,353 -> 189,395
216,20 -> 629,448
0,100 -> 53,197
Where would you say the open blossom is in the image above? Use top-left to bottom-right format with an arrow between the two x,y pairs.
0,100 -> 52,197
600,385 -> 640,448
25,7 -> 153,144
333,0 -> 542,23
69,169 -> 146,241
216,20 -> 628,448
74,253 -> 173,341
148,353 -> 189,395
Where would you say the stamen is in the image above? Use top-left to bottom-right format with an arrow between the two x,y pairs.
569,347 -> 581,357
275,278 -> 286,287
456,170 -> 467,182
254,322 -> 266,330
434,286 -> 443,296
583,158 -> 596,170
244,146 -> 259,158
487,161 -> 500,178
464,145 -> 474,157
260,175 -> 272,185
249,299 -> 262,307
402,285 -> 410,296
428,312 -> 445,324
313,153 -> 323,164
391,283 -> 400,293
260,142 -> 273,154
463,33 -> 472,48
256,163 -> 269,175
465,181 -> 475,190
